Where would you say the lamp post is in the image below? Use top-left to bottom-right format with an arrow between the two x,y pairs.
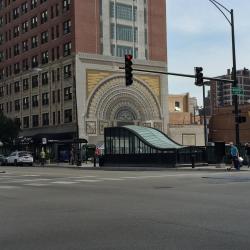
208,0 -> 239,145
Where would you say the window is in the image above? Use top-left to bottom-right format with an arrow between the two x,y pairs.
57,89 -> 60,102
116,45 -> 133,57
32,75 -> 38,88
31,36 -> 38,48
13,25 -> 20,37
0,103 -> 4,112
42,72 -> 48,85
31,55 -> 38,68
52,90 -> 55,103
21,21 -> 28,33
31,0 -> 38,9
14,44 -> 20,56
64,87 -> 72,100
13,7 -> 19,19
32,115 -> 39,127
62,0 -> 70,11
23,78 -> 29,90
56,25 -> 59,38
41,51 -> 48,64
0,86 -> 3,96
51,27 -> 54,40
63,64 -> 71,78
57,111 -> 60,124
14,81 -> 20,92
114,24 -> 137,42
40,10 -> 48,24
42,92 -> 49,105
55,3 -> 59,16
64,109 -> 72,123
42,113 -> 49,126
110,2 -> 136,21
41,31 -> 48,44
23,116 -> 29,128
53,112 -> 55,125
31,16 -> 38,28
63,42 -> 71,56
0,51 -> 3,62
63,20 -> 71,34
14,63 -> 20,74
0,34 -> 3,45
22,58 -> 29,70
22,40 -> 28,52
23,97 -> 29,109
50,6 -> 54,19
32,95 -> 38,107
21,2 -> 28,14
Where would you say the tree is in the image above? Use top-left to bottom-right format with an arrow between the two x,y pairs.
0,112 -> 21,145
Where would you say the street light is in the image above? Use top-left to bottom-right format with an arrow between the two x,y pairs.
208,0 -> 239,145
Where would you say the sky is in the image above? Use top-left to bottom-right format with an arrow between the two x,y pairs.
167,0 -> 250,105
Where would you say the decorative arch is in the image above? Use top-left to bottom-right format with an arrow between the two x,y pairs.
86,74 -> 162,123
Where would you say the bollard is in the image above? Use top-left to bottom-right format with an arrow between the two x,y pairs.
93,156 -> 96,167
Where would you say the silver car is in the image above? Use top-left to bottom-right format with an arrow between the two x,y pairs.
6,151 -> 33,166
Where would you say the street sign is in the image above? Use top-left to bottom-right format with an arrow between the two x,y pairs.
232,87 -> 244,95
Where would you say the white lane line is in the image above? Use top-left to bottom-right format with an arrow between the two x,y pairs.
25,183 -> 50,187
21,175 -> 40,177
122,177 -> 139,179
100,178 -> 124,181
76,179 -> 103,182
68,176 -> 97,179
7,178 -> 51,183
51,181 -> 78,184
0,185 -> 19,189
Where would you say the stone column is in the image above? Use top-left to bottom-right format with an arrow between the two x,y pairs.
137,0 -> 146,59
102,0 -> 111,56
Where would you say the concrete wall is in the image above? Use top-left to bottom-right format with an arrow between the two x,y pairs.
169,125 -> 205,146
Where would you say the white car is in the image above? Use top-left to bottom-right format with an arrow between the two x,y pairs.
6,151 -> 33,166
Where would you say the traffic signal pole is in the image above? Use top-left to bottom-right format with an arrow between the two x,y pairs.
119,67 -> 234,84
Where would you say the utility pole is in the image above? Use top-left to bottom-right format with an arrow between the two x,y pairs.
208,0 -> 239,145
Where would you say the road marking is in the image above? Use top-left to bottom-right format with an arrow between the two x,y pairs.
76,179 -> 103,182
25,183 -> 50,187
0,185 -> 19,189
100,178 -> 124,181
21,175 -> 40,177
68,176 -> 97,179
51,181 -> 78,184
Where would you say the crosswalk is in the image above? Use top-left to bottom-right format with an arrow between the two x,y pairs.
0,172 -> 200,189
0,173 -> 154,189
0,171 -> 234,189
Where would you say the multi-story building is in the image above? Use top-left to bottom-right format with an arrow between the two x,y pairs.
168,93 -> 205,146
209,68 -> 250,113
0,0 -> 168,147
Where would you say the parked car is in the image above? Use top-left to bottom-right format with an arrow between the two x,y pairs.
5,151 -> 33,166
0,154 -> 6,166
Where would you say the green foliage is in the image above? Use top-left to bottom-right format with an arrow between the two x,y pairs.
0,112 -> 21,145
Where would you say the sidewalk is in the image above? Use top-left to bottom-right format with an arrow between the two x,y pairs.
32,161 -> 250,172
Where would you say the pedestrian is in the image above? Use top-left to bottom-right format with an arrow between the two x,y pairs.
245,143 -> 250,168
40,147 -> 46,166
69,147 -> 75,165
229,142 -> 240,171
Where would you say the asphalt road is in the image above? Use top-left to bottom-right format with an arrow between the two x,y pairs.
0,166 -> 250,250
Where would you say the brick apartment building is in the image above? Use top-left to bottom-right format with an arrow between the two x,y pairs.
207,68 -> 250,143
0,0 -> 168,151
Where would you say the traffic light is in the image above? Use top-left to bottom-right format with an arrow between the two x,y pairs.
125,54 -> 133,86
235,116 -> 247,123
194,67 -> 203,86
